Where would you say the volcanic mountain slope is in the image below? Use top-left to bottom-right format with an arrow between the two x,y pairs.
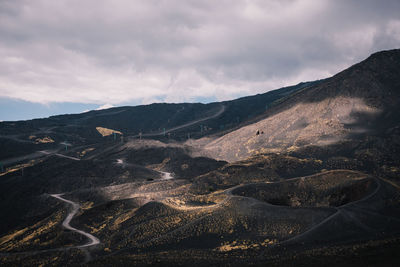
1,49 -> 400,267
201,49 -> 400,163
0,79 -> 310,158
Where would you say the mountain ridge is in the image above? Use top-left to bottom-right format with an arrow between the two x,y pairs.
199,49 -> 400,162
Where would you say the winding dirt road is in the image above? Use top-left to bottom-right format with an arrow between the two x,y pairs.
50,194 -> 100,248
0,194 -> 101,263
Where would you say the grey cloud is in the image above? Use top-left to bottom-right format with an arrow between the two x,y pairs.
0,0 -> 399,105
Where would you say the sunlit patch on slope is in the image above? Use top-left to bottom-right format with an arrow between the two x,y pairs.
201,97 -> 381,162
96,127 -> 123,137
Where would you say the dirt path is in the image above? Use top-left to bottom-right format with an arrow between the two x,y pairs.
1,146 -> 81,169
39,151 -> 81,161
132,104 -> 225,138
50,194 -> 99,262
50,194 -> 100,248
0,194 -> 100,263
0,134 -> 36,144
161,172 -> 383,247
278,177 -> 382,245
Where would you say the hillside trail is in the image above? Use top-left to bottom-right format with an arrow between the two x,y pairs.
1,144 -> 82,171
50,194 -> 100,262
0,194 -> 100,263
131,104 -> 225,138
157,173 -> 388,254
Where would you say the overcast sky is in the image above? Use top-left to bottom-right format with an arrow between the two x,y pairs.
1,0 -> 400,120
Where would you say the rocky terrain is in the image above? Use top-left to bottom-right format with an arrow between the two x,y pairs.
200,50 -> 400,162
0,49 -> 400,266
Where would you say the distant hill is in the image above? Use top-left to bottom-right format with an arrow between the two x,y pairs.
0,80 -> 315,160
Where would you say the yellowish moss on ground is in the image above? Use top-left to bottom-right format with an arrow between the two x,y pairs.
0,228 -> 28,246
35,137 -> 55,144
96,127 -> 123,137
216,239 -> 277,252
0,160 -> 39,177
19,220 -> 57,244
0,212 -> 62,251
147,157 -> 171,171
88,224 -> 107,233
79,147 -> 95,157
81,201 -> 94,210
111,209 -> 137,230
